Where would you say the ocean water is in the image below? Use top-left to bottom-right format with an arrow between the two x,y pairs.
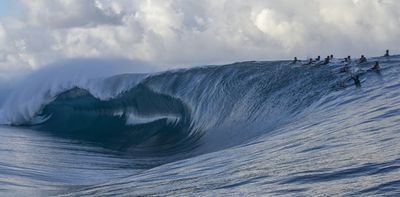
0,56 -> 399,196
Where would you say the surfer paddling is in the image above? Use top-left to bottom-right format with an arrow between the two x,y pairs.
292,57 -> 298,64
384,50 -> 390,57
371,62 -> 380,70
359,55 -> 367,64
351,75 -> 361,87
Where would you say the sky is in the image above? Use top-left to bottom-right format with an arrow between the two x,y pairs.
0,0 -> 399,78
0,0 -> 19,17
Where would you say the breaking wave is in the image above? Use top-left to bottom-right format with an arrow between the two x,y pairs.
0,61 -> 340,157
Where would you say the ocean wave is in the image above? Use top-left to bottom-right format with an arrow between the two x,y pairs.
0,60 -> 342,156
1,55 -> 400,196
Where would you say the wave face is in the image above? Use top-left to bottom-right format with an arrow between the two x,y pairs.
1,56 -> 400,196
0,61 -> 339,156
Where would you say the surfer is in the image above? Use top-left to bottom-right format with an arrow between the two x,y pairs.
323,56 -> 330,65
330,54 -> 334,60
306,58 -> 313,65
343,56 -> 351,62
359,55 -> 367,64
371,61 -> 380,70
351,75 -> 361,87
316,56 -> 321,61
384,50 -> 390,57
293,57 -> 298,64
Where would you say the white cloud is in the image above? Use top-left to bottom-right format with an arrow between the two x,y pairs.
252,8 -> 305,49
20,0 -> 123,28
0,0 -> 399,77
0,23 -> 6,45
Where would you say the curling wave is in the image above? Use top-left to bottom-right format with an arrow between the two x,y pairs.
0,61 -> 342,157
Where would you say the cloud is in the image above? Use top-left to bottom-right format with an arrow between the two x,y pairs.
0,23 -> 6,45
0,0 -> 399,78
252,8 -> 305,49
20,0 -> 123,28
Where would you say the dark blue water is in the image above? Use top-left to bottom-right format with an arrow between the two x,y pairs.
0,56 -> 400,196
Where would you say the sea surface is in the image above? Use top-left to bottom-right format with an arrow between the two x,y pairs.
0,56 -> 399,196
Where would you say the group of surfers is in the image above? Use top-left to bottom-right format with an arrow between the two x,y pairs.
291,50 -> 391,87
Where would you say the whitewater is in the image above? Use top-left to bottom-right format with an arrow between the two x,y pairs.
0,55 -> 399,196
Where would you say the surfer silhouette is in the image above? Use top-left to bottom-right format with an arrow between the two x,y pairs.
359,55 -> 367,64
351,75 -> 361,87
371,61 -> 380,70
316,56 -> 321,61
384,50 -> 389,57
292,57 -> 298,64
323,56 -> 330,65
306,58 -> 313,65
343,56 -> 351,62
